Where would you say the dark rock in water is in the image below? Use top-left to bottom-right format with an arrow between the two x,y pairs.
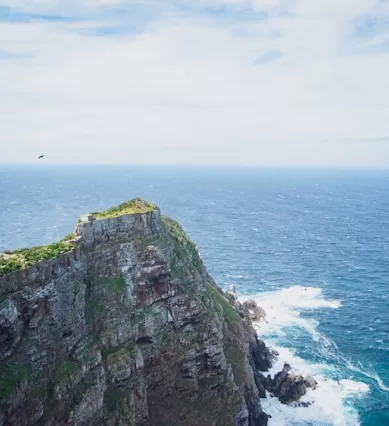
252,367 -> 267,398
266,363 -> 308,404
278,375 -> 306,404
304,375 -> 318,390
269,363 -> 291,392
253,411 -> 269,426
250,336 -> 276,372
266,375 -> 273,390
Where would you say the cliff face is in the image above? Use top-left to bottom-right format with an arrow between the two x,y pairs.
0,202 -> 271,426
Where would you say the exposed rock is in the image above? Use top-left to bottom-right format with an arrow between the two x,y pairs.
266,363 -> 308,404
0,200 -> 274,426
290,400 -> 313,408
250,337 -> 276,372
241,299 -> 267,322
227,285 -> 238,300
304,375 -> 318,390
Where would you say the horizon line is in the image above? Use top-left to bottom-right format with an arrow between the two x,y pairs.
1,163 -> 389,170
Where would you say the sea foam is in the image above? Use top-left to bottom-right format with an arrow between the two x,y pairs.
238,286 -> 369,426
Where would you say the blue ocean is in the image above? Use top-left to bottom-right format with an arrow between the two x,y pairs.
0,165 -> 388,425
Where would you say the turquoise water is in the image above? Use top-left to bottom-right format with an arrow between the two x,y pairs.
0,165 -> 388,425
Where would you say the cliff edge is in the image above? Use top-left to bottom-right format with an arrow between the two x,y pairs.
0,199 -> 273,426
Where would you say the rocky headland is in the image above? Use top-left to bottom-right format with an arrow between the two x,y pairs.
0,199 -> 317,425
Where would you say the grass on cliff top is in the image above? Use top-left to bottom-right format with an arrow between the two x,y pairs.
0,234 -> 77,277
91,198 -> 158,219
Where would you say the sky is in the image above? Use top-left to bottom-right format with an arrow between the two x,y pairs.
1,0 -> 389,166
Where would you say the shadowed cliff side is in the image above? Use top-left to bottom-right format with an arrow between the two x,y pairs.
0,199 -> 272,426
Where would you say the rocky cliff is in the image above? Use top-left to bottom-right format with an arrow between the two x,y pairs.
0,199 -> 274,426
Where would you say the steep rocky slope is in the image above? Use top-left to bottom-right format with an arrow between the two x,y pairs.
0,199 -> 273,426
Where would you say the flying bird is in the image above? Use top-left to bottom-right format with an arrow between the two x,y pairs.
38,155 -> 45,159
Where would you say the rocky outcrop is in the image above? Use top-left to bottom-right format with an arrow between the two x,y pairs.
230,297 -> 318,408
264,363 -> 316,404
0,200 -> 272,426
304,375 -> 318,391
241,300 -> 266,322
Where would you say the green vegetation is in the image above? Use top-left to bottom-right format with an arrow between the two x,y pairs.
84,298 -> 101,327
157,325 -> 179,347
0,361 -> 29,398
162,216 -> 198,268
102,276 -> 126,295
0,235 -> 77,276
101,343 -> 135,362
53,360 -> 80,383
162,216 -> 195,250
85,298 -> 100,316
224,338 -> 246,387
205,283 -> 240,328
84,296 -> 106,331
92,198 -> 157,219
0,256 -> 24,276
204,283 -> 246,386
85,277 -> 126,325
104,387 -> 126,413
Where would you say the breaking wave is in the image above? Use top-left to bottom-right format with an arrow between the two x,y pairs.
239,286 -> 371,426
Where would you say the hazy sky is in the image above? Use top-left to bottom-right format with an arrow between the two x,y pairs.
1,0 -> 389,166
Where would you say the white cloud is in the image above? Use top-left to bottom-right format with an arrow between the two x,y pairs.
0,0 -> 389,166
